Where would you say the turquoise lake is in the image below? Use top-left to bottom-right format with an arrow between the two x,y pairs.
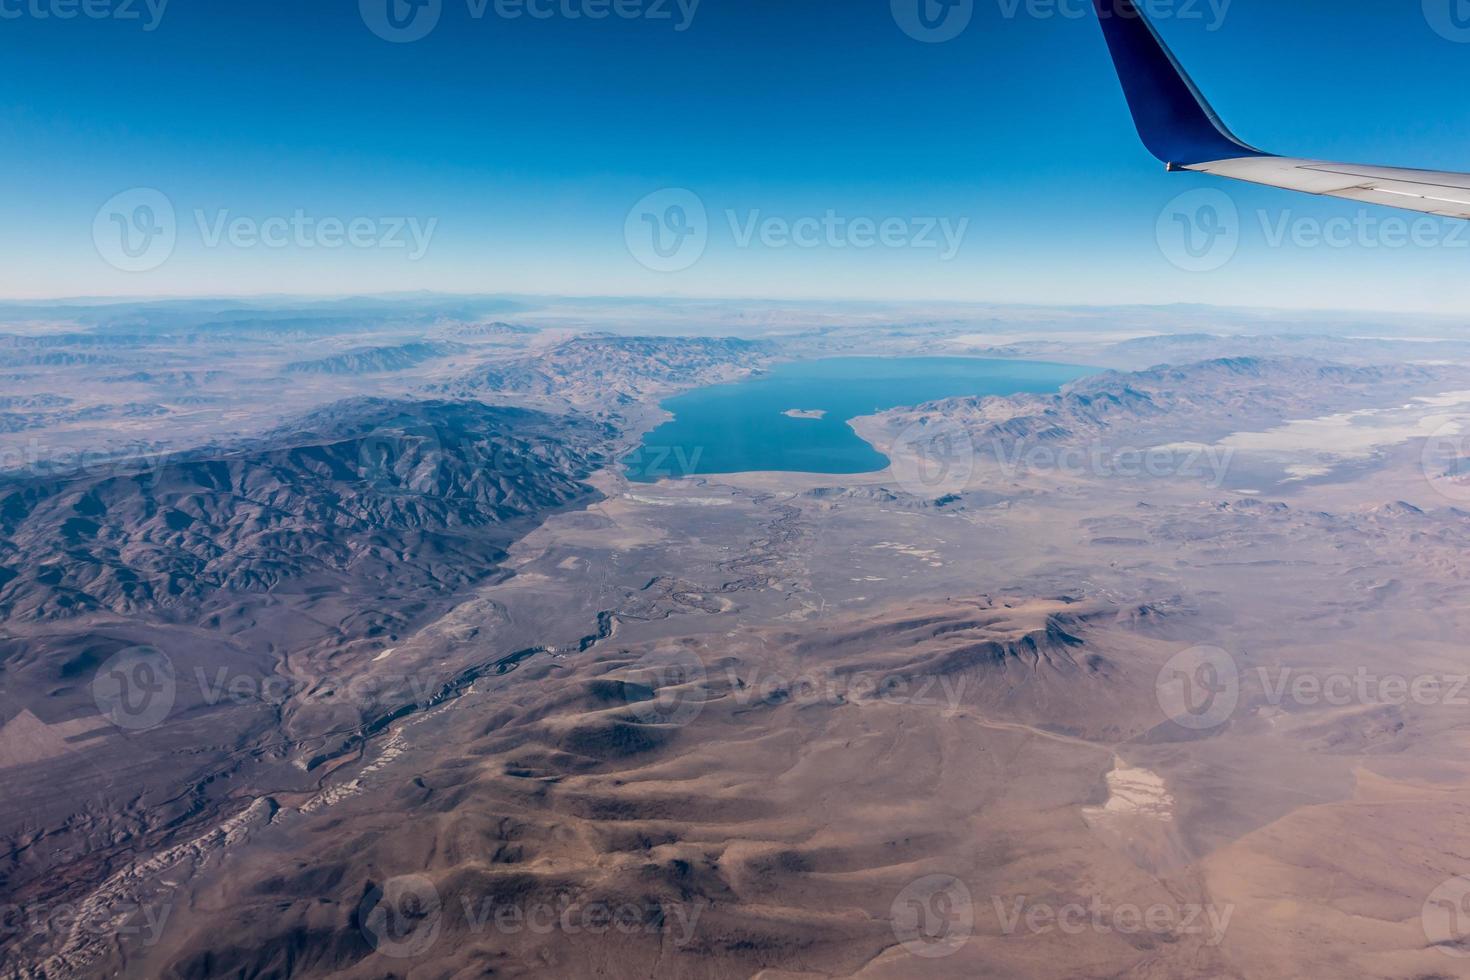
624,357 -> 1093,482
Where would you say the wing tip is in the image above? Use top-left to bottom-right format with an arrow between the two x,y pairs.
1090,0 -> 1267,167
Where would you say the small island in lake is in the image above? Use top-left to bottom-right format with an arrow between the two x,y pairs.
783,408 -> 827,420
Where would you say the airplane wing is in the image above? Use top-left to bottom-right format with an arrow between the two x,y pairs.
1090,0 -> 1470,220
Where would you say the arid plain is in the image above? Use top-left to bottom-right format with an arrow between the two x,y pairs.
4,300 -> 1470,978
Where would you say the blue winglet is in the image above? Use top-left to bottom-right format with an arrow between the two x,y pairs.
1090,0 -> 1267,167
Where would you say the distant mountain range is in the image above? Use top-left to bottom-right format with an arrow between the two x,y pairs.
431,334 -> 771,406
284,341 -> 467,375
0,398 -> 612,620
875,357 -> 1458,449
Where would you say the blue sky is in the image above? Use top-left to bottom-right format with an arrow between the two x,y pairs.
5,0 -> 1470,311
